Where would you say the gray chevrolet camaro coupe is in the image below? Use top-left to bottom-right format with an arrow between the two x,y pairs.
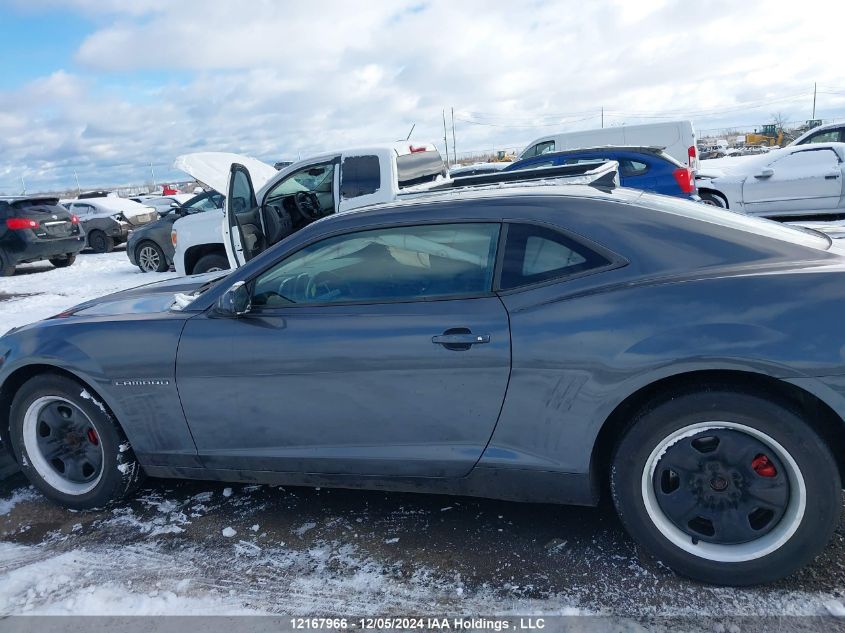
2,184 -> 845,585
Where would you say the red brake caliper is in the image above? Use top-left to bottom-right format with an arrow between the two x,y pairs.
86,428 -> 99,446
752,454 -> 777,477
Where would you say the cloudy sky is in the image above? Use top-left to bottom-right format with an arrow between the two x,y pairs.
1,0 -> 844,193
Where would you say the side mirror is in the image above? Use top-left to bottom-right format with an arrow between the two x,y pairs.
216,281 -> 251,317
169,201 -> 180,208
755,167 -> 774,179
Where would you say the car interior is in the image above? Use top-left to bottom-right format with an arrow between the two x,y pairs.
233,162 -> 337,260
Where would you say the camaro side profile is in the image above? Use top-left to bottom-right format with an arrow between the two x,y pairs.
3,184 -> 845,586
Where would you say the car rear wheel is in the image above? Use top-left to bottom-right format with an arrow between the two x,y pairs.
610,388 -> 840,585
699,191 -> 728,208
88,230 -> 115,254
0,249 -> 15,276
9,374 -> 144,510
136,241 -> 168,273
193,253 -> 229,274
49,254 -> 77,268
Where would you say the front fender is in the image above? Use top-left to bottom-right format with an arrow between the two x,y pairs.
0,317 -> 201,468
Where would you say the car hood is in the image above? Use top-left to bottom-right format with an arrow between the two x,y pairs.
173,152 -> 277,196
63,271 -> 228,317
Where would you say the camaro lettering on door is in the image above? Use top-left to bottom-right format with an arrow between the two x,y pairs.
112,379 -> 171,387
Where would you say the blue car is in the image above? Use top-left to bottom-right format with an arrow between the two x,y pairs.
505,146 -> 697,199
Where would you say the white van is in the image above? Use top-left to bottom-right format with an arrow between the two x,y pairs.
520,120 -> 698,169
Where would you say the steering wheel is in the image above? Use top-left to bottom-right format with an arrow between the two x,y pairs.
305,271 -> 352,302
293,192 -> 322,220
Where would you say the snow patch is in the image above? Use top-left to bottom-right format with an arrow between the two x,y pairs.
222,527 -> 236,538
0,487 -> 39,516
294,522 -> 316,537
79,389 -> 107,414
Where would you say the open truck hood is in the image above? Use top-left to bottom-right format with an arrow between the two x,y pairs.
173,152 -> 277,195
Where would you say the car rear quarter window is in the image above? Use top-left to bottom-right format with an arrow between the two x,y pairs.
620,159 -> 649,176
500,223 -> 611,290
341,155 -> 381,198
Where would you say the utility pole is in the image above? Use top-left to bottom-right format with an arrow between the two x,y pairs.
73,170 -> 81,196
149,161 -> 156,192
19,175 -> 26,195
601,107 -> 604,129
812,82 -> 817,119
442,109 -> 450,168
451,107 -> 457,164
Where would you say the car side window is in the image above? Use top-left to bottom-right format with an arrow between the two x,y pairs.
252,223 -> 500,307
500,223 -> 610,290
340,155 -> 381,199
530,141 -> 555,157
771,148 -> 841,171
802,130 -> 842,144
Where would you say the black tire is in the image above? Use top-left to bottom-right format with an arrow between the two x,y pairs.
135,241 -> 169,273
49,253 -> 77,268
0,249 -> 15,276
192,253 -> 229,274
9,374 -> 144,510
610,388 -> 841,586
87,230 -> 115,254
699,190 -> 728,208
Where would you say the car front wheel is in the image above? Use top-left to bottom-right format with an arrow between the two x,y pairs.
611,388 -> 840,585
136,241 -> 168,273
192,253 -> 229,274
9,374 -> 144,510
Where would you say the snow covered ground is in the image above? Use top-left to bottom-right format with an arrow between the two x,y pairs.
2,251 -> 845,627
0,250 -> 175,331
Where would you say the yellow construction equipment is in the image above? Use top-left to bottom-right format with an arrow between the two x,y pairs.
745,124 -> 784,147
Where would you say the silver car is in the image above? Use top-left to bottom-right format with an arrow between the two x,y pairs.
695,142 -> 845,218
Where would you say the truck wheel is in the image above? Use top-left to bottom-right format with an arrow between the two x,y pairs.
699,191 -> 728,208
9,374 -> 144,510
49,254 -> 77,268
136,241 -> 168,273
88,230 -> 115,254
610,388 -> 840,585
192,253 -> 229,274
0,249 -> 15,276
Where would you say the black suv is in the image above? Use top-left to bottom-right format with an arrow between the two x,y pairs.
0,197 -> 85,276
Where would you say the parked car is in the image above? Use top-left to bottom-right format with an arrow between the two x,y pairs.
0,196 -> 85,276
2,184 -> 845,586
520,120 -> 698,169
503,146 -> 697,199
695,142 -> 845,217
171,143 -> 448,274
61,198 -> 159,253
130,194 -> 194,216
790,121 -> 845,146
127,191 -> 224,273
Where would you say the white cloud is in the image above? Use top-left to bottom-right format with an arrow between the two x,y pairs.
1,0 -> 845,192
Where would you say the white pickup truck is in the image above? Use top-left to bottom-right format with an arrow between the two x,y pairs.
171,142 -> 447,274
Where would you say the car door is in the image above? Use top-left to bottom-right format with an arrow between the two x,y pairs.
742,147 -> 843,215
176,221 -> 511,478
226,160 -> 341,267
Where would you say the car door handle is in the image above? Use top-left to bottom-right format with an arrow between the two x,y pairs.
432,329 -> 491,351
825,172 -> 841,180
